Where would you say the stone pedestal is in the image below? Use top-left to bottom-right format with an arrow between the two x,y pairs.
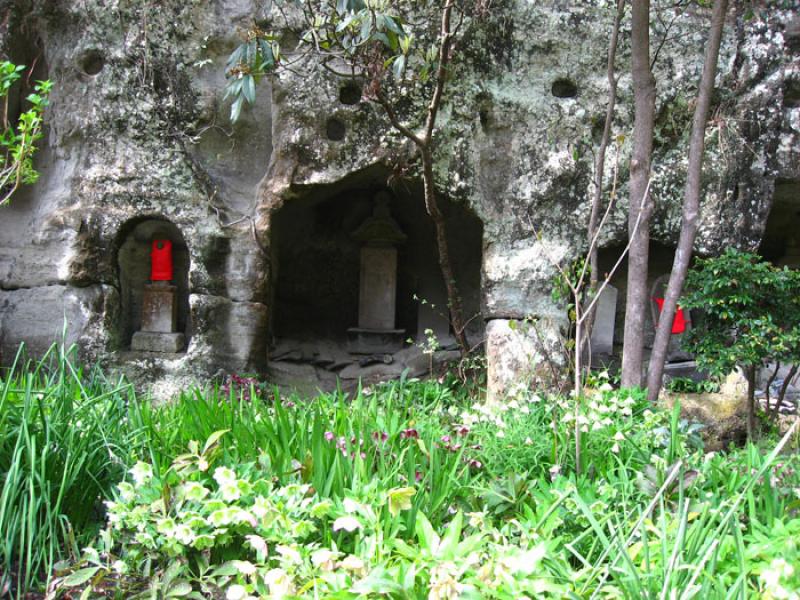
131,282 -> 185,352
346,327 -> 406,354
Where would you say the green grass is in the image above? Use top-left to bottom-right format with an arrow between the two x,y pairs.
0,344 -> 145,595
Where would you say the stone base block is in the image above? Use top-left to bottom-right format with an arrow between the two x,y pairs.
131,331 -> 185,353
663,360 -> 707,382
346,328 -> 405,354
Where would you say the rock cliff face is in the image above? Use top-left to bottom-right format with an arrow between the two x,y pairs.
0,1 -> 797,398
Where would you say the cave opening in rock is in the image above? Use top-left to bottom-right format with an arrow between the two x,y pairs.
115,217 -> 191,351
760,180 -> 800,267
268,172 -> 483,386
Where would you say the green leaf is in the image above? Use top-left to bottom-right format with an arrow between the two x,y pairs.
62,567 -> 102,587
415,512 -> 440,552
242,75 -> 256,104
392,54 -> 406,79
167,582 -> 193,597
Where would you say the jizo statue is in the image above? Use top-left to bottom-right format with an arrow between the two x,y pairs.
150,239 -> 173,282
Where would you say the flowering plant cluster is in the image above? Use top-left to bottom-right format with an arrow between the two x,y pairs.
53,430 -> 579,599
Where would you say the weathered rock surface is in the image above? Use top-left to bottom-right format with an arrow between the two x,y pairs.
0,1 -> 797,399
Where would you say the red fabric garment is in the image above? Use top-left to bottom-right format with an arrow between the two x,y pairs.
653,297 -> 687,334
151,239 -> 173,281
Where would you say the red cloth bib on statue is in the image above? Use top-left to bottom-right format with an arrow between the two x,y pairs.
653,297 -> 687,334
151,239 -> 173,281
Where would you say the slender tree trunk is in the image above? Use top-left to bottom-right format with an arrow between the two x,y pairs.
420,146 -> 469,354
746,364 -> 756,440
765,361 -> 781,413
645,0 -> 728,401
621,0 -> 656,388
583,0 -> 626,359
775,364 -> 798,417
574,303 -> 583,476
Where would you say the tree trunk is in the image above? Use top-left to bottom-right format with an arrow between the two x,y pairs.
746,364 -> 756,441
421,147 -> 469,355
583,0 -> 625,360
646,0 -> 728,401
775,364 -> 798,418
375,0 -> 469,357
621,0 -> 656,389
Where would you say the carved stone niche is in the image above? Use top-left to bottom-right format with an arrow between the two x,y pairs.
347,192 -> 407,354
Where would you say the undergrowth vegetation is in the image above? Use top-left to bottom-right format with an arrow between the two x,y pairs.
1,344 -> 799,598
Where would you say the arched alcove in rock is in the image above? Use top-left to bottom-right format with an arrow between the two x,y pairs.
759,180 -> 800,267
115,217 -> 190,350
268,174 -> 483,386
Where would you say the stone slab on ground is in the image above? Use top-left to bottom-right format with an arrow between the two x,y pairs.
131,331 -> 185,353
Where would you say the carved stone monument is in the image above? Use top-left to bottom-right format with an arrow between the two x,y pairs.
347,193 -> 407,354
131,239 -> 186,353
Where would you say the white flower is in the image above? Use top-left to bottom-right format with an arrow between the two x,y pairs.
524,437 -> 533,446
611,443 -> 620,454
112,560 -> 128,575
245,534 -> 268,557
614,431 -> 625,441
276,544 -> 302,565
174,524 -> 195,545
129,462 -> 153,486
333,515 -> 361,532
251,495 -> 271,519
232,560 -> 257,576
343,498 -> 362,514
263,568 -> 295,598
226,584 -> 254,600
311,549 -> 339,571
117,482 -> 136,502
213,467 -> 237,486
429,563 -> 464,600
181,481 -> 210,502
496,430 -> 506,439
339,555 -> 365,573
220,482 -> 242,502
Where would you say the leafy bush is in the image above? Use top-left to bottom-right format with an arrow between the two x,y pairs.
682,249 -> 800,435
0,61 -> 51,205
666,376 -> 720,394
55,433 -> 574,599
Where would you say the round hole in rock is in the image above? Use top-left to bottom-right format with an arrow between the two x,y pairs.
326,117 -> 346,141
551,77 -> 578,99
79,49 -> 105,76
339,83 -> 362,105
